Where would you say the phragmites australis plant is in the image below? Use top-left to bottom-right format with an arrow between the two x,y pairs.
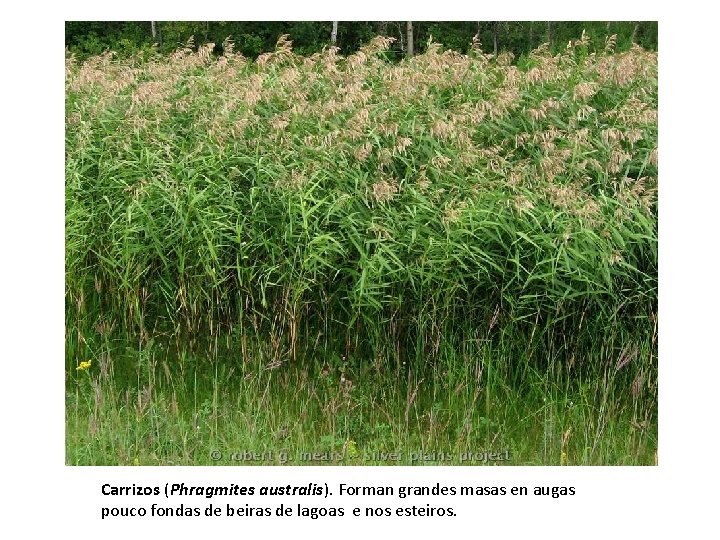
66,33 -> 657,372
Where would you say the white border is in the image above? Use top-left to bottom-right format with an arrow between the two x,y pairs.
3,1 -> 718,537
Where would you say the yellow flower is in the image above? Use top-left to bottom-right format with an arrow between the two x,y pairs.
76,359 -> 92,371
560,451 -> 568,466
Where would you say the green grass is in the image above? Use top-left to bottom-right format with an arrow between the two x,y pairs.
65,35 -> 657,465
66,323 -> 656,466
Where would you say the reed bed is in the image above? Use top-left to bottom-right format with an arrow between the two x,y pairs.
66,33 -> 657,374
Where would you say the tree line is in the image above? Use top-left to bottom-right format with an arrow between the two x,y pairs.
65,21 -> 657,60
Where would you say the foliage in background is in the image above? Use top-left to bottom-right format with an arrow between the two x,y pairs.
65,21 -> 658,61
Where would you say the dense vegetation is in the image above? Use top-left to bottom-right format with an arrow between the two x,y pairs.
65,33 -> 657,465
65,21 -> 658,60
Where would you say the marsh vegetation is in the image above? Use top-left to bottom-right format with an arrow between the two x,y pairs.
66,33 -> 657,465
